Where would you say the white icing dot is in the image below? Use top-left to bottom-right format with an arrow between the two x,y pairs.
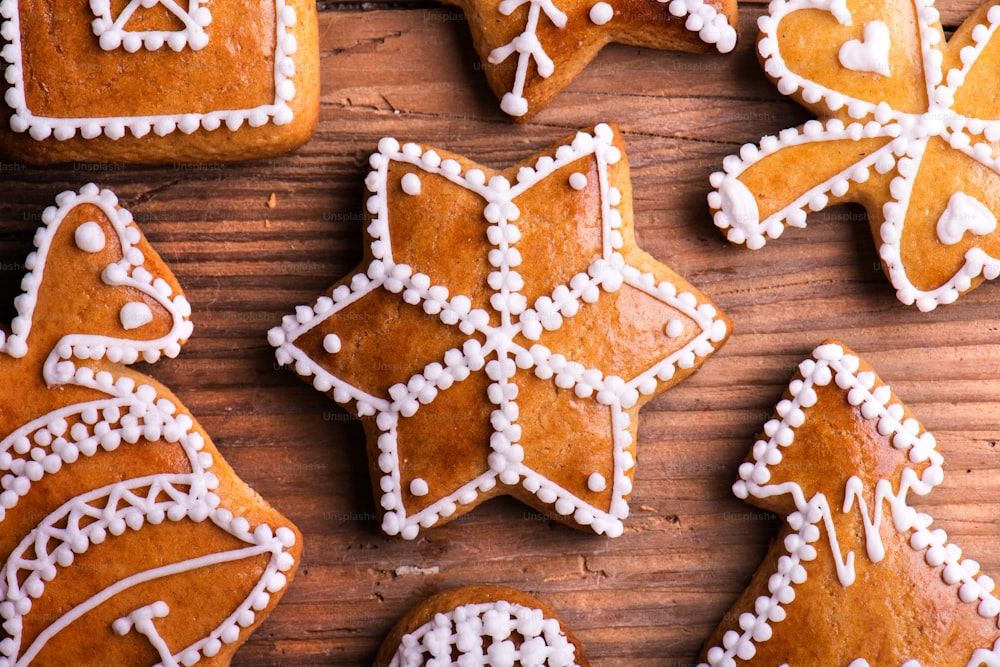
665,319 -> 685,338
401,172 -> 422,196
119,302 -> 154,331
568,172 -> 588,190
410,478 -> 429,496
589,1 -> 614,25
587,472 -> 607,493
74,221 -> 106,253
322,334 -> 342,354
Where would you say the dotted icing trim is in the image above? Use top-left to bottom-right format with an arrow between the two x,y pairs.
700,342 -> 1000,667
708,0 -> 1000,311
486,0 -> 737,117
0,186 -> 298,666
0,183 -> 194,380
89,0 -> 213,52
387,600 -> 580,667
0,1 -> 299,140
271,123 -> 729,540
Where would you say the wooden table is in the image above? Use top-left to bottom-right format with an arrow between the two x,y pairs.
3,0 -> 1000,664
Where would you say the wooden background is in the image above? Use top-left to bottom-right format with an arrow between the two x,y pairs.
4,0 -> 1000,664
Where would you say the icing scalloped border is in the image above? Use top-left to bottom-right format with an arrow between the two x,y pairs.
270,123 -> 729,539
700,342 -> 1000,667
387,600 -> 581,667
89,0 -> 213,52
0,381 -> 298,667
0,183 -> 194,382
0,0 -> 298,141
707,0 -> 1000,311
486,0 -> 737,117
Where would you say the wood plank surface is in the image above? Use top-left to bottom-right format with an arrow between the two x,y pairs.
4,1 -> 1000,665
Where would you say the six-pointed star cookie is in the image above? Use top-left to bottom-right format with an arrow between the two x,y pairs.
442,0 -> 738,119
700,341 -> 1000,666
710,0 -> 1000,311
270,123 -> 730,540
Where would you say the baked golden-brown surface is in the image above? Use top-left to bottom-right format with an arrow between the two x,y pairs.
270,123 -> 730,540
700,340 -> 1000,665
375,585 -> 590,667
709,0 -> 1000,311
442,0 -> 739,120
0,186 -> 301,665
4,1 -> 1000,665
0,0 -> 319,164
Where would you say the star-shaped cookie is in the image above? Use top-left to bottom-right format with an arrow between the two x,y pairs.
700,341 -> 1000,666
710,0 -> 1000,311
270,123 -> 730,540
0,185 -> 300,666
442,0 -> 738,120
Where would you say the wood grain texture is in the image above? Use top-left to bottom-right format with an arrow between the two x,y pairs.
4,1 -> 1000,665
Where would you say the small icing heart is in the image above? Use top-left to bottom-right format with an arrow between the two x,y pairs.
839,21 -> 892,76
936,191 -> 998,245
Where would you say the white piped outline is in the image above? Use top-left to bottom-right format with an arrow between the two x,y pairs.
387,600 -> 580,667
700,342 -> 1000,667
89,0 -> 212,53
0,183 -> 194,379
270,124 -> 729,540
0,186 -> 298,667
484,0 -> 737,117
0,0 -> 299,141
708,0 -> 1000,311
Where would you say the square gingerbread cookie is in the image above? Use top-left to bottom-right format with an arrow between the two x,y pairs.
0,0 -> 319,164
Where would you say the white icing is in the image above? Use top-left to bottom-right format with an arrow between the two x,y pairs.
1,1 -> 299,141
90,0 -> 212,52
589,2 -> 614,25
568,171 -> 588,190
322,333 -> 341,353
112,601 -> 177,667
0,184 -> 193,373
74,221 -> 106,253
838,20 -> 892,76
587,472 -> 606,492
0,186 -> 298,667
937,191 -> 997,245
409,478 -> 429,496
119,301 -> 154,330
665,319 -> 684,338
700,342 -> 1000,667
710,0 -> 1000,311
387,600 -> 580,667
400,172 -> 422,196
486,0 -> 735,117
270,124 -> 729,540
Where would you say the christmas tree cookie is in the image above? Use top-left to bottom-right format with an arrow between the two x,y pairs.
700,341 -> 1000,666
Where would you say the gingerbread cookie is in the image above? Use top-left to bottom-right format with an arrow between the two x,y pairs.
441,0 -> 738,120
375,586 -> 588,667
0,0 -> 319,164
270,123 -> 730,540
709,0 -> 1000,311
0,185 -> 300,666
699,340 -> 1000,665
